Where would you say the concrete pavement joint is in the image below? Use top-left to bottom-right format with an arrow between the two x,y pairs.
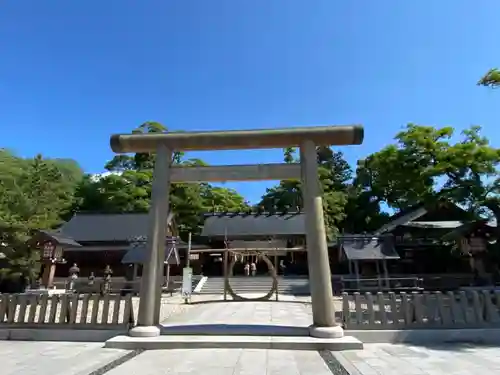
319,350 -> 351,375
86,349 -> 144,375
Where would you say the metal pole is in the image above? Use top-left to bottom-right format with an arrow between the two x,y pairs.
186,232 -> 192,268
300,140 -> 343,338
129,144 -> 172,337
223,250 -> 228,301
132,264 -> 138,280
382,260 -> 390,289
274,253 -> 279,301
185,232 -> 192,304
223,227 -> 228,300
165,264 -> 170,289
354,261 -> 360,290
376,261 -> 382,290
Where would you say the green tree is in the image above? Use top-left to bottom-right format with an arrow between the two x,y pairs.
0,152 -> 83,283
75,122 -> 250,238
357,124 -> 500,236
478,68 -> 500,88
342,187 -> 391,234
257,146 -> 352,240
105,122 -> 184,172
355,124 -> 441,210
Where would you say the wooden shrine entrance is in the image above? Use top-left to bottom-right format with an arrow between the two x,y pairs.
189,243 -> 306,301
223,240 -> 304,301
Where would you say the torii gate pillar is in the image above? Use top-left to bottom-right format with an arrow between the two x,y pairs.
301,140 -> 341,338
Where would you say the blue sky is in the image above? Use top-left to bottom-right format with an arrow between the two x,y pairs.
2,1 -> 500,203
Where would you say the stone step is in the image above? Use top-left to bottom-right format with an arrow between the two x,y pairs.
196,290 -> 285,292
199,277 -> 311,295
105,335 -> 363,351
201,279 -> 309,285
200,283 -> 310,294
160,323 -> 309,336
200,283 -> 310,286
200,283 -> 309,286
199,289 -> 309,292
202,283 -> 305,286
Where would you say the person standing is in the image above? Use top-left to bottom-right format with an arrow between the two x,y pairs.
250,261 -> 257,277
244,263 -> 250,276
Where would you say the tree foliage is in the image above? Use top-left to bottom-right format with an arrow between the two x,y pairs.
74,122 -> 250,238
258,146 -> 353,240
356,124 -> 500,216
478,68 -> 500,88
0,150 -> 83,281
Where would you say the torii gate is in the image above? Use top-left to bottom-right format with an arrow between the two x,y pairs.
110,124 -> 364,338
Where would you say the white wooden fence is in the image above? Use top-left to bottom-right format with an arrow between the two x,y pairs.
0,293 -> 134,329
341,290 -> 500,330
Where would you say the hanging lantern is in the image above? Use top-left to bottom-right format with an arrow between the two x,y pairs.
41,241 -> 64,263
42,241 -> 55,259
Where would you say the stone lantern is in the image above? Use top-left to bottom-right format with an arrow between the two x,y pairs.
101,265 -> 113,295
67,263 -> 80,292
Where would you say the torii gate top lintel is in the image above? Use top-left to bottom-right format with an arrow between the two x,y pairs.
110,124 -> 364,153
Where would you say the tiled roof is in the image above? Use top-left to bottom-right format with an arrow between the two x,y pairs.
339,235 -> 400,261
373,206 -> 428,235
373,199 -> 470,235
59,212 -> 175,242
441,219 -> 498,241
122,245 -> 180,265
200,212 -> 306,237
39,230 -> 81,247
401,221 -> 465,229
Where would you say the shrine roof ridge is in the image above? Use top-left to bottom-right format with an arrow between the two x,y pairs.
202,211 -> 303,218
201,211 -> 306,237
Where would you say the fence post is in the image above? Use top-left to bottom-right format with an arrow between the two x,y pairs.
400,292 -> 412,325
365,293 -> 375,327
459,291 -> 474,324
483,290 -> 499,323
376,292 -> 388,326
434,291 -> 449,326
388,292 -> 399,326
0,295 -> 8,322
38,294 -> 49,324
470,290 -> 483,324
413,292 -> 424,325
7,295 -> 17,323
354,292 -> 363,326
448,291 -> 463,325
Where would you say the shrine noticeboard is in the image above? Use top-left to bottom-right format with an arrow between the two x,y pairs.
181,267 -> 193,298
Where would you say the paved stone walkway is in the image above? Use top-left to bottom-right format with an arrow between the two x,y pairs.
105,348 -> 335,375
337,344 -> 500,375
3,342 -> 500,374
164,295 -> 312,328
2,295 -> 500,374
0,341 -> 128,375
